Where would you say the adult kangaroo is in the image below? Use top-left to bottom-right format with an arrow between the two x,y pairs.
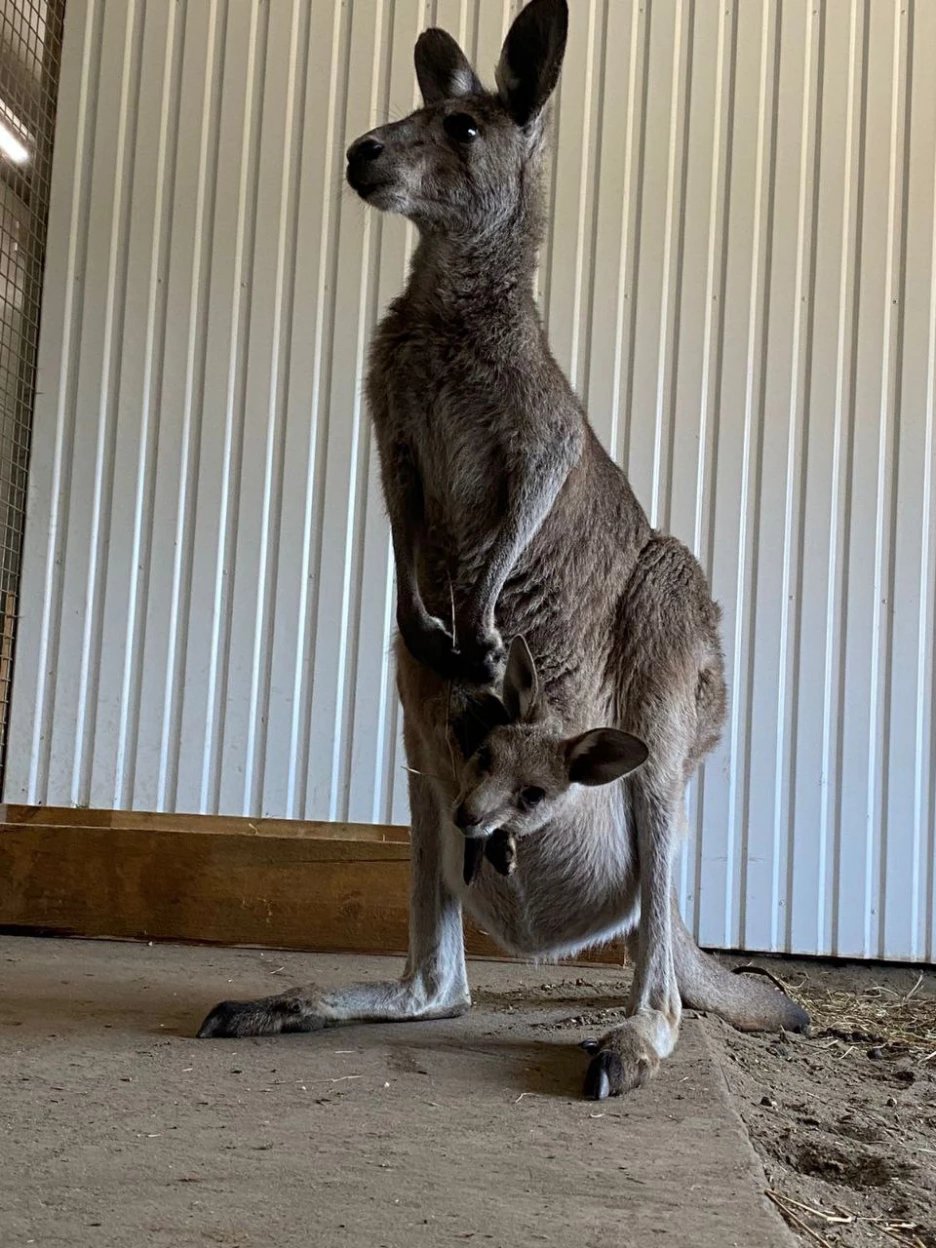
198,0 -> 808,1097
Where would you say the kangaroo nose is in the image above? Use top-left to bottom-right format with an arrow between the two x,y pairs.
347,136 -> 384,163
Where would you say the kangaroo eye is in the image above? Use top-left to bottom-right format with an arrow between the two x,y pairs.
520,786 -> 545,810
474,745 -> 492,771
444,112 -> 479,144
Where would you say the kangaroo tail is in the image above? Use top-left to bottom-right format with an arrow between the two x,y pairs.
670,897 -> 809,1033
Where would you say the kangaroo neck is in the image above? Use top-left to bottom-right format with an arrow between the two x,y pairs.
403,224 -> 540,330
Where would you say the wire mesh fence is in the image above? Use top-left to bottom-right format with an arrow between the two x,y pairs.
0,0 -> 64,784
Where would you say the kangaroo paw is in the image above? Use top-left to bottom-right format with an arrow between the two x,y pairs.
455,628 -> 506,685
399,615 -> 464,680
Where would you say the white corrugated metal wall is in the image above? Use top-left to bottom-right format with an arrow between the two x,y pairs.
7,0 -> 936,961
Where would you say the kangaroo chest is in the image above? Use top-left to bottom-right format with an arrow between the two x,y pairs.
372,317 -> 522,551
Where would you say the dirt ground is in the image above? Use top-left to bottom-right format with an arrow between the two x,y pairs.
1,937 -> 933,1248
710,957 -> 936,1248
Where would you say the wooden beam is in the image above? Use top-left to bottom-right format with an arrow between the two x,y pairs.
0,806 -> 627,965
0,803 -> 410,841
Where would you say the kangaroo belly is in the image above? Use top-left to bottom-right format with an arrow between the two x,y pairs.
443,819 -> 640,961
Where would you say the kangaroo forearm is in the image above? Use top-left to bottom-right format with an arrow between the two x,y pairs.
390,520 -> 428,624
380,443 -> 431,626
464,460 -> 571,629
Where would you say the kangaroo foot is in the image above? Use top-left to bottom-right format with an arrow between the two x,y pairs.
581,1015 -> 669,1099
198,977 -> 472,1039
484,829 -> 517,876
198,990 -> 327,1039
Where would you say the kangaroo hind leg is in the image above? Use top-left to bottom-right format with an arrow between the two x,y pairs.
197,772 -> 470,1038
584,771 -> 683,1098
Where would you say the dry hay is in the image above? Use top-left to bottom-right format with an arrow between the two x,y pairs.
797,974 -> 936,1062
729,965 -> 936,1248
733,966 -> 936,1062
766,1191 -> 931,1248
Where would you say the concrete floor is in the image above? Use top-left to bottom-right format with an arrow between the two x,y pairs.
1,937 -> 793,1248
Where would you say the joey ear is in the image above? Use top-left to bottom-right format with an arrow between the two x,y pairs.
415,28 -> 482,104
502,634 -> 539,723
452,691 -> 511,760
496,0 -> 568,126
566,729 -> 648,787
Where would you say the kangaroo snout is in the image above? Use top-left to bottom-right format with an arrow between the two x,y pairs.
346,134 -> 386,194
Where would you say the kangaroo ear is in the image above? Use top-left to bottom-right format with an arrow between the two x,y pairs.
415,28 -> 482,104
566,729 -> 648,787
452,692 -> 511,760
496,0 -> 568,126
502,635 -> 539,723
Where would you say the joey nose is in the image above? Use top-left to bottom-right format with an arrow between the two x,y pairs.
347,136 -> 384,164
454,803 -> 481,833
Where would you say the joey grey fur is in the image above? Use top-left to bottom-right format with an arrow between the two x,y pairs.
454,635 -> 649,890
197,0 -> 809,1098
452,636 -> 650,847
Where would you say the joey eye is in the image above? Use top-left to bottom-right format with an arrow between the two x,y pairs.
519,786 -> 545,810
444,112 -> 479,144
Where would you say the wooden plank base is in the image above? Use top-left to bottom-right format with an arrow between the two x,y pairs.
0,806 -> 627,965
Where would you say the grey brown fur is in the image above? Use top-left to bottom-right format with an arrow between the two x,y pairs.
198,0 -> 808,1097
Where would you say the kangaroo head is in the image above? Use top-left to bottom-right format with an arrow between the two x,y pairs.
452,636 -> 648,839
346,0 -> 568,235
